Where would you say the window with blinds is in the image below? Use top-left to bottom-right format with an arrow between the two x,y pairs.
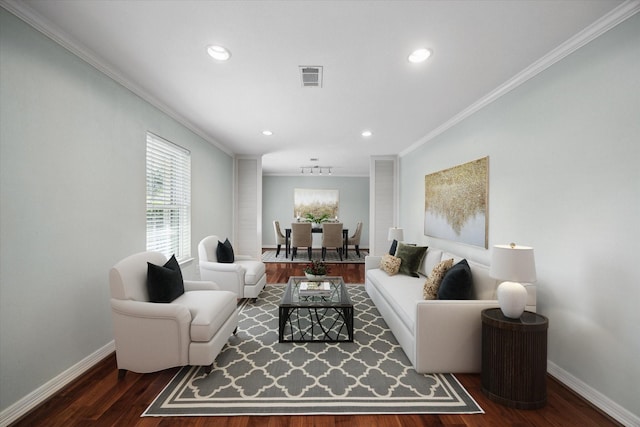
146,132 -> 191,262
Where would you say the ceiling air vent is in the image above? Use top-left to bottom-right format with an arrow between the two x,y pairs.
300,66 -> 323,88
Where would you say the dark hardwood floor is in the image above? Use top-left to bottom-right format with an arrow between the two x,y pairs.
10,261 -> 621,427
265,260 -> 365,284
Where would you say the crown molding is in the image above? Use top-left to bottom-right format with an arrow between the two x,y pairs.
400,0 -> 640,157
2,0 -> 637,162
0,0 -> 234,157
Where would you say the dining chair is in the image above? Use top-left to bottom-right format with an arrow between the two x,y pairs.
347,221 -> 363,257
290,222 -> 313,260
273,220 -> 286,257
321,222 -> 343,261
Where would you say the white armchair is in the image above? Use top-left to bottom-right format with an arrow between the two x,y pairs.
197,235 -> 267,299
109,251 -> 239,378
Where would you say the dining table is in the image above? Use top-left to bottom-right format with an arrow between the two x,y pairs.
284,226 -> 349,259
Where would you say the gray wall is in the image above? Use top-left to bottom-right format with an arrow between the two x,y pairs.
399,14 -> 639,420
0,9 -> 233,412
262,175 -> 369,249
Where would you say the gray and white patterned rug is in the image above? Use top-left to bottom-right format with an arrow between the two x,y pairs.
143,285 -> 482,417
261,249 -> 368,263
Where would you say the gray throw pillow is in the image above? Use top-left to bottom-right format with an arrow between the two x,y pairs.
395,242 -> 427,277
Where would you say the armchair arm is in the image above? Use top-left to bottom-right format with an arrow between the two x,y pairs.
110,299 -> 191,372
198,261 -> 245,296
234,254 -> 253,261
111,298 -> 191,320
184,280 -> 220,291
199,260 -> 244,273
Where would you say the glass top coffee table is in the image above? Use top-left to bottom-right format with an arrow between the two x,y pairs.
279,276 -> 354,343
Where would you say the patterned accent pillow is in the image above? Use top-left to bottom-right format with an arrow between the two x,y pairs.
380,254 -> 402,276
423,258 -> 454,299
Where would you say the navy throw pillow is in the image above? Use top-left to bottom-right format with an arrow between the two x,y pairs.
146,254 -> 185,303
216,238 -> 235,263
438,259 -> 473,300
389,239 -> 398,256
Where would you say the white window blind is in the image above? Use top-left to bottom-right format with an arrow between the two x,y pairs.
146,132 -> 191,262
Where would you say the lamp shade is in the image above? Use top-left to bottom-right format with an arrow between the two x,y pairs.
388,227 -> 404,242
490,244 -> 537,283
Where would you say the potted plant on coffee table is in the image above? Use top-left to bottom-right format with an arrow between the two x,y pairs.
304,260 -> 330,281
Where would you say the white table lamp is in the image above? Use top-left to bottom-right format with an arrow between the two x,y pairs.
490,243 -> 537,319
388,227 -> 404,242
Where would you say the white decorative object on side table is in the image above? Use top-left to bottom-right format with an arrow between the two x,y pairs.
489,243 -> 537,319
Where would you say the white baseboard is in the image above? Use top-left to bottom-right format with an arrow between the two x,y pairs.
548,361 -> 639,427
0,341 -> 115,427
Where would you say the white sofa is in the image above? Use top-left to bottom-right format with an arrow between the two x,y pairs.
365,247 -> 536,373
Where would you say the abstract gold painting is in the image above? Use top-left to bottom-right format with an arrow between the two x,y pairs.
424,157 -> 488,248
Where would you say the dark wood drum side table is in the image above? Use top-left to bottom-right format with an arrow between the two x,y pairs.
481,308 -> 549,409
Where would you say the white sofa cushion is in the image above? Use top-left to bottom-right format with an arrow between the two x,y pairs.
419,248 -> 444,277
466,259 -> 496,300
367,268 -> 423,333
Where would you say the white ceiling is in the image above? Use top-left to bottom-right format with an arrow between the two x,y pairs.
7,0 -> 628,176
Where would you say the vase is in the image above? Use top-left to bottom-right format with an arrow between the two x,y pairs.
305,272 -> 326,281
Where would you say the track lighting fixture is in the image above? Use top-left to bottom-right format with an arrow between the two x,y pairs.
299,165 -> 333,175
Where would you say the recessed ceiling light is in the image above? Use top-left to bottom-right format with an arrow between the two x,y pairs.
207,45 -> 231,61
262,130 -> 273,136
361,130 -> 373,137
408,48 -> 432,64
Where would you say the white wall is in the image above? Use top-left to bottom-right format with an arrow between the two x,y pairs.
399,13 -> 640,421
0,9 -> 233,412
262,175 -> 369,249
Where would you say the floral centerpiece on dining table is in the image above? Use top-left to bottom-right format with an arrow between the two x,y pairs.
303,260 -> 330,281
303,213 -> 331,227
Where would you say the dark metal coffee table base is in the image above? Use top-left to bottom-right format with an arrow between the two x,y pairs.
279,305 -> 354,342
279,277 -> 354,343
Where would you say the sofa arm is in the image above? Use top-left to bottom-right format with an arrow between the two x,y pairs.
414,300 -> 500,373
184,280 -> 220,291
365,255 -> 382,271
